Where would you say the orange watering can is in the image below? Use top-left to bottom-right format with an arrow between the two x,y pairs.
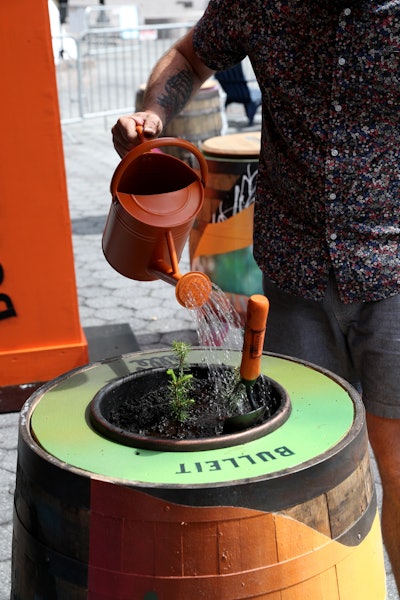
103,133 -> 212,308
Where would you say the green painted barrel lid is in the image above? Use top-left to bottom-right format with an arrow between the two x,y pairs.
30,349 -> 357,486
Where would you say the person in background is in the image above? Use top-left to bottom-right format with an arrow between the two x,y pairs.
112,1 -> 400,591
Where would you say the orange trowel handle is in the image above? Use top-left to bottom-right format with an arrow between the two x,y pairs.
240,294 -> 270,385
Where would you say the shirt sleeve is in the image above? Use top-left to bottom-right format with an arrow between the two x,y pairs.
193,0 -> 248,70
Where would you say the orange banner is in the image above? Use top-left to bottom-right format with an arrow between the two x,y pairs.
193,203 -> 254,258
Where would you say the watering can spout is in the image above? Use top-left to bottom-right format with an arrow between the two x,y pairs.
175,272 -> 213,308
149,259 -> 212,308
103,135 -> 211,307
148,229 -> 212,308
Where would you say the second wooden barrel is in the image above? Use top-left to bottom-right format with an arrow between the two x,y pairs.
190,132 -> 263,324
135,80 -> 223,161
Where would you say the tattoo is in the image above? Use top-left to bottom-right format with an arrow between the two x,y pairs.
157,68 -> 194,123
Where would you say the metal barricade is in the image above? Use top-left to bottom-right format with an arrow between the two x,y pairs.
53,22 -> 194,123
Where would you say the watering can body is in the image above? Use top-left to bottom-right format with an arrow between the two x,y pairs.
103,138 -> 208,282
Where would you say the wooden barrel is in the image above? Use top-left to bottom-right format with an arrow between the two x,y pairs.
135,80 -> 223,162
190,132 -> 263,325
11,348 -> 386,599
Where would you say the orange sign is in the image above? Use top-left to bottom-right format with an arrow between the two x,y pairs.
0,0 -> 88,385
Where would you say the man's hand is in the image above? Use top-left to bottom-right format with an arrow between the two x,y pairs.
111,111 -> 163,157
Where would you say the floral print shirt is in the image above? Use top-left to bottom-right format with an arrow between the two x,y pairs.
193,0 -> 400,302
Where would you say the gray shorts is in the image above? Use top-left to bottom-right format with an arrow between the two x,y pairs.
262,273 -> 400,419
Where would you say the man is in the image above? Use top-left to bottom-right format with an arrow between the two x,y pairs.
112,0 -> 400,591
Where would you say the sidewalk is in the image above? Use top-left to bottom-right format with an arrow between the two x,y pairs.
0,110 -> 398,598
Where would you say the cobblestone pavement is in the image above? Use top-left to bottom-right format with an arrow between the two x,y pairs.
1,107 -> 398,598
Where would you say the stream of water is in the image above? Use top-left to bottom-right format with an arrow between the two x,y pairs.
190,284 -> 243,352
186,283 -> 248,409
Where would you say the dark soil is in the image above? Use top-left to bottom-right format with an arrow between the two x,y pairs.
105,366 -> 280,440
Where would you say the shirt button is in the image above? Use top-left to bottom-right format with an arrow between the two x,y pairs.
343,8 -> 351,16
329,192 -> 337,200
331,148 -> 339,157
338,57 -> 346,66
330,233 -> 338,241
334,104 -> 342,112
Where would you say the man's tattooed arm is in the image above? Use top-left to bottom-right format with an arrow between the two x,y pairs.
156,67 -> 194,124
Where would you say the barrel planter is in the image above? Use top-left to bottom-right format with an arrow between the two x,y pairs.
190,133 -> 263,325
11,348 -> 386,599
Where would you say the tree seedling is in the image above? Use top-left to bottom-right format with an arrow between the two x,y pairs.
167,341 -> 194,423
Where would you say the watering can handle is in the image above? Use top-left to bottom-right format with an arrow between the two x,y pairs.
110,130 -> 208,194
136,125 -> 146,143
